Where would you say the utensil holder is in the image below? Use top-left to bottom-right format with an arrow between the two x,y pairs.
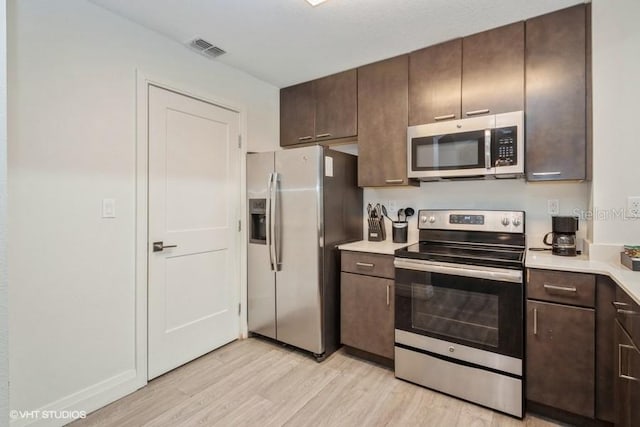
368,217 -> 386,242
392,221 -> 408,243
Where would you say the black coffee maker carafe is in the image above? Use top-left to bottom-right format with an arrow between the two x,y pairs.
544,216 -> 579,256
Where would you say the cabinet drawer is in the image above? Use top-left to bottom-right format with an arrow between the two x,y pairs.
341,251 -> 394,279
615,286 -> 640,349
527,269 -> 595,307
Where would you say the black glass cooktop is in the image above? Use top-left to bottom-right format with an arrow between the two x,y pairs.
395,241 -> 525,270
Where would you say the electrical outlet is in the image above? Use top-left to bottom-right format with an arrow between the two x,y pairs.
628,196 -> 640,218
102,198 -> 116,218
547,199 -> 560,215
387,200 -> 397,213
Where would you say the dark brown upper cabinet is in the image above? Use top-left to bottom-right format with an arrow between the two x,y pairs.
409,23 -> 523,125
357,55 -> 410,187
409,39 -> 462,125
314,70 -> 357,142
280,70 -> 357,147
462,22 -> 525,118
525,5 -> 588,181
280,81 -> 315,147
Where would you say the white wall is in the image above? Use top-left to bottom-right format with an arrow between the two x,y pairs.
8,0 -> 278,423
0,0 -> 8,425
590,0 -> 640,255
365,181 -> 589,247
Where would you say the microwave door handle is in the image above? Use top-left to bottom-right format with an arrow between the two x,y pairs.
484,130 -> 492,170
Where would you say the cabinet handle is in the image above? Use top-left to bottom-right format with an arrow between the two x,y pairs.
533,308 -> 538,336
531,172 -> 562,177
385,179 -> 404,184
618,344 -> 639,382
298,136 -> 313,141
543,284 -> 577,293
613,301 -> 630,308
434,114 -> 456,121
617,309 -> 639,316
386,284 -> 391,306
355,262 -> 374,269
316,133 -> 332,138
466,109 -> 490,116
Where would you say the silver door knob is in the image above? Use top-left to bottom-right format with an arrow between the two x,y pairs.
153,241 -> 178,252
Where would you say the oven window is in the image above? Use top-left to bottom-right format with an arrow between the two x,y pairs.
411,283 -> 499,348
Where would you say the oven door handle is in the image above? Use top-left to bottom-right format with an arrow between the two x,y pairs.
394,258 -> 522,283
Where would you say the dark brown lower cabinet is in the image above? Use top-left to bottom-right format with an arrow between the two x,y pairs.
526,300 -> 595,418
340,272 -> 394,360
614,320 -> 640,427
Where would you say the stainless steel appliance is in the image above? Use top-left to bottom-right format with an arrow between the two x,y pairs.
543,216 -> 579,256
407,111 -> 524,180
247,145 -> 362,361
394,210 -> 526,417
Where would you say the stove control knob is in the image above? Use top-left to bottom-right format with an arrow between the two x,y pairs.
429,216 -> 436,224
501,217 -> 511,227
512,217 -> 522,227
420,215 -> 428,224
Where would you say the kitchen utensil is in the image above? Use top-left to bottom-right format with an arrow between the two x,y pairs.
404,207 -> 415,219
367,203 -> 373,218
381,205 -> 394,222
397,208 -> 405,222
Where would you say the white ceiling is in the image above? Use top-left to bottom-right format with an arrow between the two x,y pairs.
89,0 -> 584,88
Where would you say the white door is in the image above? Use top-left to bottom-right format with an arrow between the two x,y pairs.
148,85 -> 240,379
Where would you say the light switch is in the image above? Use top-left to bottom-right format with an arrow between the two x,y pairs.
102,199 -> 116,218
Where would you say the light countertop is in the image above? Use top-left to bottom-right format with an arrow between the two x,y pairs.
338,239 -> 640,305
526,250 -> 640,305
338,240 -> 416,255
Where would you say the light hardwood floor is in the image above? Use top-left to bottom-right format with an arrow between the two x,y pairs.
72,338 -> 562,427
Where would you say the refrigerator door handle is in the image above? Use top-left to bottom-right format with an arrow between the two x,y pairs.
273,172 -> 282,270
266,172 -> 275,271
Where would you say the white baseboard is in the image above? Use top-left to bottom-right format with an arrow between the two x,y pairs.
10,370 -> 146,427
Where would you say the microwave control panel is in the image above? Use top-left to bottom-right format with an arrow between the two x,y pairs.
493,126 -> 518,167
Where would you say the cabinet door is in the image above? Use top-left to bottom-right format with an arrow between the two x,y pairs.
526,300 -> 595,418
409,39 -> 462,125
526,5 -> 587,181
357,55 -> 409,187
280,81 -> 315,147
615,321 -> 640,427
596,276 -> 615,423
462,22 -> 524,117
314,69 -> 357,142
340,272 -> 394,359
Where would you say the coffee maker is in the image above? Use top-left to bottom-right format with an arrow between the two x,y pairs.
544,216 -> 579,256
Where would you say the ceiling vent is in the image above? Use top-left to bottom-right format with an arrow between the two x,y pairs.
188,38 -> 226,59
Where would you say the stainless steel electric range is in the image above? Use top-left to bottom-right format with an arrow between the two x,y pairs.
394,209 -> 526,418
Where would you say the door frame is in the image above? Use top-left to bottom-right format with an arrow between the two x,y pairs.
135,70 -> 248,386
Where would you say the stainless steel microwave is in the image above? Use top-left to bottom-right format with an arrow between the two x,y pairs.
407,111 -> 524,180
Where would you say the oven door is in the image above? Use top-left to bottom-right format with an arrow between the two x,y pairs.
394,258 -> 523,359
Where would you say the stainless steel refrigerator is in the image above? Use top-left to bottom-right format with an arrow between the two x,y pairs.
247,145 -> 362,360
